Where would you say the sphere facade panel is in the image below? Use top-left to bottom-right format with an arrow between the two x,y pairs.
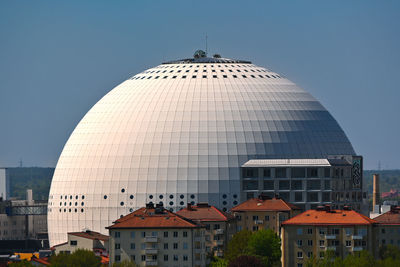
48,61 -> 355,245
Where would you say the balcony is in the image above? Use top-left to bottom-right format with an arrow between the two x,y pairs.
351,235 -> 363,240
145,260 -> 158,266
254,220 -> 264,225
352,247 -> 363,252
215,229 -> 224,235
145,248 -> 158,254
326,246 -> 336,251
216,240 -> 224,246
145,236 -> 158,243
325,235 -> 336,239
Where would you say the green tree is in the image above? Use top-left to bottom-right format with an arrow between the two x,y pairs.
8,261 -> 34,267
247,229 -> 281,267
225,230 -> 253,262
379,244 -> 400,260
49,249 -> 102,267
112,259 -> 138,267
210,256 -> 228,267
343,251 -> 375,267
228,255 -> 265,267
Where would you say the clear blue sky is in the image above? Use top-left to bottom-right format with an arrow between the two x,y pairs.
0,1 -> 399,169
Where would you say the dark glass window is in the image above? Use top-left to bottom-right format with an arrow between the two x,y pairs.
307,168 -> 319,178
292,168 -> 306,178
275,168 -> 287,178
263,168 -> 271,177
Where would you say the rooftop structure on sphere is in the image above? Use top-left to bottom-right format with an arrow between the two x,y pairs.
48,51 -> 358,246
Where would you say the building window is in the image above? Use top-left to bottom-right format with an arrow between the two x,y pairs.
307,168 -> 318,177
253,226 -> 259,231
275,168 -> 287,178
130,243 -> 135,249
130,255 -> 135,261
130,231 -> 135,238
164,255 -> 168,261
70,240 -> 77,246
173,231 -> 178,237
265,215 -> 270,221
115,243 -> 120,249
183,231 -> 188,237
141,255 -> 146,261
297,240 -> 303,247
214,224 -> 221,230
141,243 -> 146,249
319,251 -> 325,258
263,168 -> 271,177
164,243 -> 168,249
307,228 -> 313,234
345,228 -> 352,236
308,240 -> 313,246
332,229 -> 340,235
346,240 -> 351,247
297,228 -> 303,235
297,251 -> 303,258
319,228 -> 326,235
292,168 -> 306,178
358,228 -> 367,236
141,232 -> 146,238
164,231 -> 168,237
114,232 -> 120,238
173,243 -> 178,249
183,255 -> 188,261
115,255 -> 121,262
183,242 -> 188,249
173,255 -> 178,261
253,216 -> 259,221
319,240 -> 325,247
307,252 -> 313,258
295,192 -> 303,202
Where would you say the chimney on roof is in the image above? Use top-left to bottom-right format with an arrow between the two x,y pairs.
258,193 -> 271,200
146,202 -> 154,209
324,205 -> 331,212
197,202 -> 210,208
187,203 -> 193,211
373,174 -> 380,209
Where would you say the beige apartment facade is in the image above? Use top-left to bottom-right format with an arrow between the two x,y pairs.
231,195 -> 301,234
281,206 -> 376,267
107,203 -> 206,267
177,203 -> 236,258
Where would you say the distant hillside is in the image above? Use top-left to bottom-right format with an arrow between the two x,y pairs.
7,167 -> 54,200
364,169 -> 400,195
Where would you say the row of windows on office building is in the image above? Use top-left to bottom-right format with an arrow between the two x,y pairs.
242,167 -> 349,179
113,230 -> 190,238
115,254 -> 192,263
243,179 -> 332,191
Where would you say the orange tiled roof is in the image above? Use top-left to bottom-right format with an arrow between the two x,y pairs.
374,209 -> 400,225
231,197 -> 300,212
177,203 -> 234,222
107,207 -> 200,229
69,230 -> 109,241
282,209 -> 376,226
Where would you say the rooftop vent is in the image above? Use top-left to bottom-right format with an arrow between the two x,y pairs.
194,50 -> 206,58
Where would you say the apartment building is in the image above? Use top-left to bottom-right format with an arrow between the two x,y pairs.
281,206 -> 375,267
107,203 -> 206,267
374,206 -> 400,248
52,230 -> 109,256
177,203 -> 236,258
231,194 -> 301,234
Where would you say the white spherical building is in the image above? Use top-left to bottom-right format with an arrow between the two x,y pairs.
48,52 -> 355,245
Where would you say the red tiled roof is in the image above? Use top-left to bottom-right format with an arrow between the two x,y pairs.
177,203 -> 234,222
107,207 -> 200,229
69,231 -> 109,241
374,209 -> 400,225
282,209 -> 376,226
231,197 -> 300,212
31,257 -> 50,266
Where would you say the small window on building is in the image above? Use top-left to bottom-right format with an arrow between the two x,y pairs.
297,228 -> 303,235
114,232 -> 120,238
275,168 -> 287,178
70,240 -> 77,246
297,251 -> 303,258
173,231 -> 178,238
115,243 -> 120,249
130,243 -> 135,249
115,255 -> 121,262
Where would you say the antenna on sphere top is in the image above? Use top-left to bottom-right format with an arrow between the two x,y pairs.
205,34 -> 208,56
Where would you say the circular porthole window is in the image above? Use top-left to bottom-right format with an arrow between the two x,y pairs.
222,194 -> 227,199
149,195 -> 153,199
104,195 -> 107,199
169,201 -> 173,206
223,208 -> 227,212
180,201 -> 184,205
159,195 -> 164,199
190,194 -> 195,199
180,195 -> 184,199
120,202 -> 124,206
81,202 -> 84,206
81,209 -> 84,212
130,195 -> 134,199
233,201 -> 238,205
121,188 -> 125,193
169,195 -> 174,199
233,194 -> 238,199
222,201 -> 227,205
82,195 -> 85,200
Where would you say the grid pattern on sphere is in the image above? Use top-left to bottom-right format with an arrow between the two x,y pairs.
47,62 -> 355,246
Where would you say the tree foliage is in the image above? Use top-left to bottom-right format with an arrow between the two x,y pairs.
225,229 -> 280,267
210,256 -> 228,267
228,255 -> 265,267
225,230 -> 252,262
247,229 -> 281,266
49,249 -> 102,267
8,261 -> 34,267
